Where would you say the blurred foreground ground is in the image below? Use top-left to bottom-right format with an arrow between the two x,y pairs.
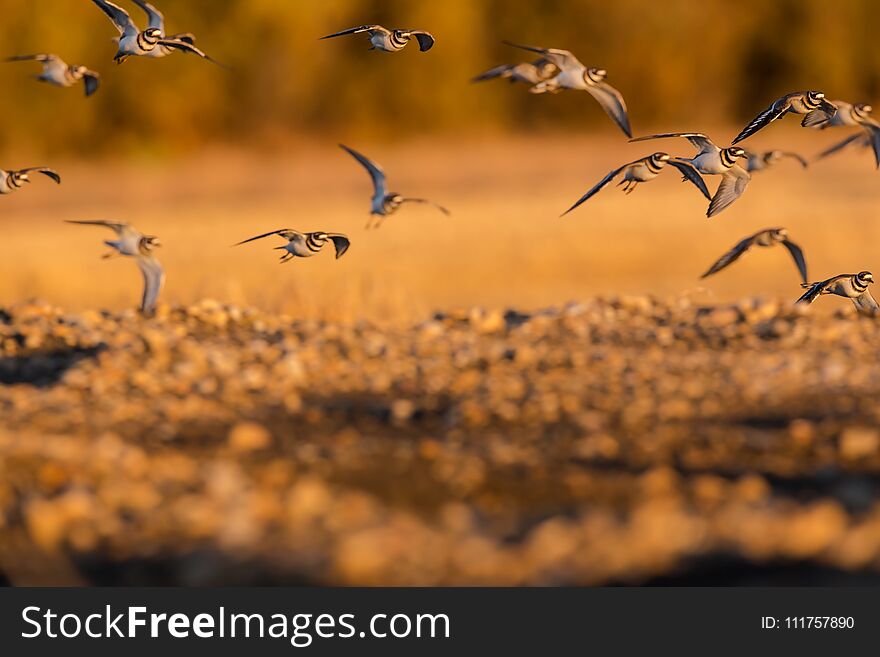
2,297 -> 880,585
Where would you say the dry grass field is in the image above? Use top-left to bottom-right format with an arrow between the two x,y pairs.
1,131 -> 878,321
3,133 -> 880,586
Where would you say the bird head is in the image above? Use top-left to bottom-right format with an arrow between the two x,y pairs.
650,152 -> 670,167
13,171 -> 31,184
855,103 -> 873,118
858,271 -> 874,285
725,147 -> 747,160
807,91 -> 825,104
140,236 -> 162,253
314,232 -> 328,241
585,68 -> 606,84
770,227 -> 788,241
143,28 -> 162,43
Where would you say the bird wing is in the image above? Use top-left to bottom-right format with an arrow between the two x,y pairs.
235,229 -> 302,246
471,64 -> 513,82
796,279 -> 831,304
629,132 -> 716,153
91,0 -> 138,37
326,234 -> 351,259
853,290 -> 880,316
83,72 -> 101,97
502,42 -> 580,70
136,256 -> 165,316
66,220 -> 127,235
732,96 -> 792,144
157,39 -> 226,67
701,234 -> 757,279
408,31 -> 435,52
19,168 -> 61,184
863,124 -> 880,169
668,158 -> 712,200
339,144 -> 387,198
816,132 -> 869,160
779,152 -> 809,168
6,54 -> 57,64
802,108 -> 833,128
320,25 -> 388,40
400,198 -> 450,215
584,81 -> 632,138
129,0 -> 164,32
707,165 -> 750,218
560,163 -> 627,216
781,239 -> 808,284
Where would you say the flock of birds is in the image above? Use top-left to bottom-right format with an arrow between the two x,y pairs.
3,2 -> 880,317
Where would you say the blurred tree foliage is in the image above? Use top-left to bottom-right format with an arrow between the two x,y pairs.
1,0 -> 878,156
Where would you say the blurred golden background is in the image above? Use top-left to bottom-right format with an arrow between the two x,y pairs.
1,0 -> 879,321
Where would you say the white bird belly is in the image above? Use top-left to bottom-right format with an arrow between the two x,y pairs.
289,242 -> 316,257
626,163 -> 660,182
691,152 -> 727,175
0,173 -> 11,194
557,69 -> 586,90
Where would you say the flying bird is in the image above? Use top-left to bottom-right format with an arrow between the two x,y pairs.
732,91 -> 836,144
472,58 -> 559,85
806,100 -> 880,168
90,0 -> 222,65
67,220 -> 164,317
503,41 -> 632,137
744,150 -> 808,173
320,25 -> 435,52
701,228 -> 807,284
235,229 -> 350,263
0,167 -> 61,195
5,54 -> 100,97
629,132 -> 749,217
561,152 -> 710,216
339,144 -> 449,228
803,100 -> 872,129
797,271 -> 878,317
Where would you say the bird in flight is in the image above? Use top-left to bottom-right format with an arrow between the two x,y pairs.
807,100 -> 880,168
502,41 -> 632,137
90,0 -> 223,65
339,144 -> 449,229
472,58 -> 559,86
797,271 -> 878,317
5,54 -> 100,97
235,229 -> 350,263
561,152 -> 710,216
320,25 -> 435,52
67,220 -> 165,317
744,150 -> 808,173
733,91 -> 836,144
701,228 -> 807,284
0,167 -> 61,195
629,132 -> 749,217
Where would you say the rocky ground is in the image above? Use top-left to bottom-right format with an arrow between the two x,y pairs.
2,297 -> 880,586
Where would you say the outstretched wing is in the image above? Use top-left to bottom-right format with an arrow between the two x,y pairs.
136,256 -> 165,317
408,31 -> 435,52
816,132 -> 869,160
668,159 -> 712,200
863,124 -> 880,169
19,168 -> 61,184
796,280 -> 828,304
802,108 -> 833,128
320,25 -> 388,40
781,240 -> 808,284
235,229 -> 302,246
91,0 -> 138,37
129,0 -> 164,32
472,63 -> 514,82
158,39 -> 226,67
400,198 -> 450,215
326,234 -> 351,259
560,163 -> 627,216
707,165 -> 750,218
732,96 -> 792,144
339,144 -> 387,198
629,132 -> 715,153
853,290 -> 880,316
501,41 -> 580,70
779,151 -> 808,168
701,235 -> 757,279
5,54 -> 57,64
585,81 -> 632,138
66,219 -> 127,235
